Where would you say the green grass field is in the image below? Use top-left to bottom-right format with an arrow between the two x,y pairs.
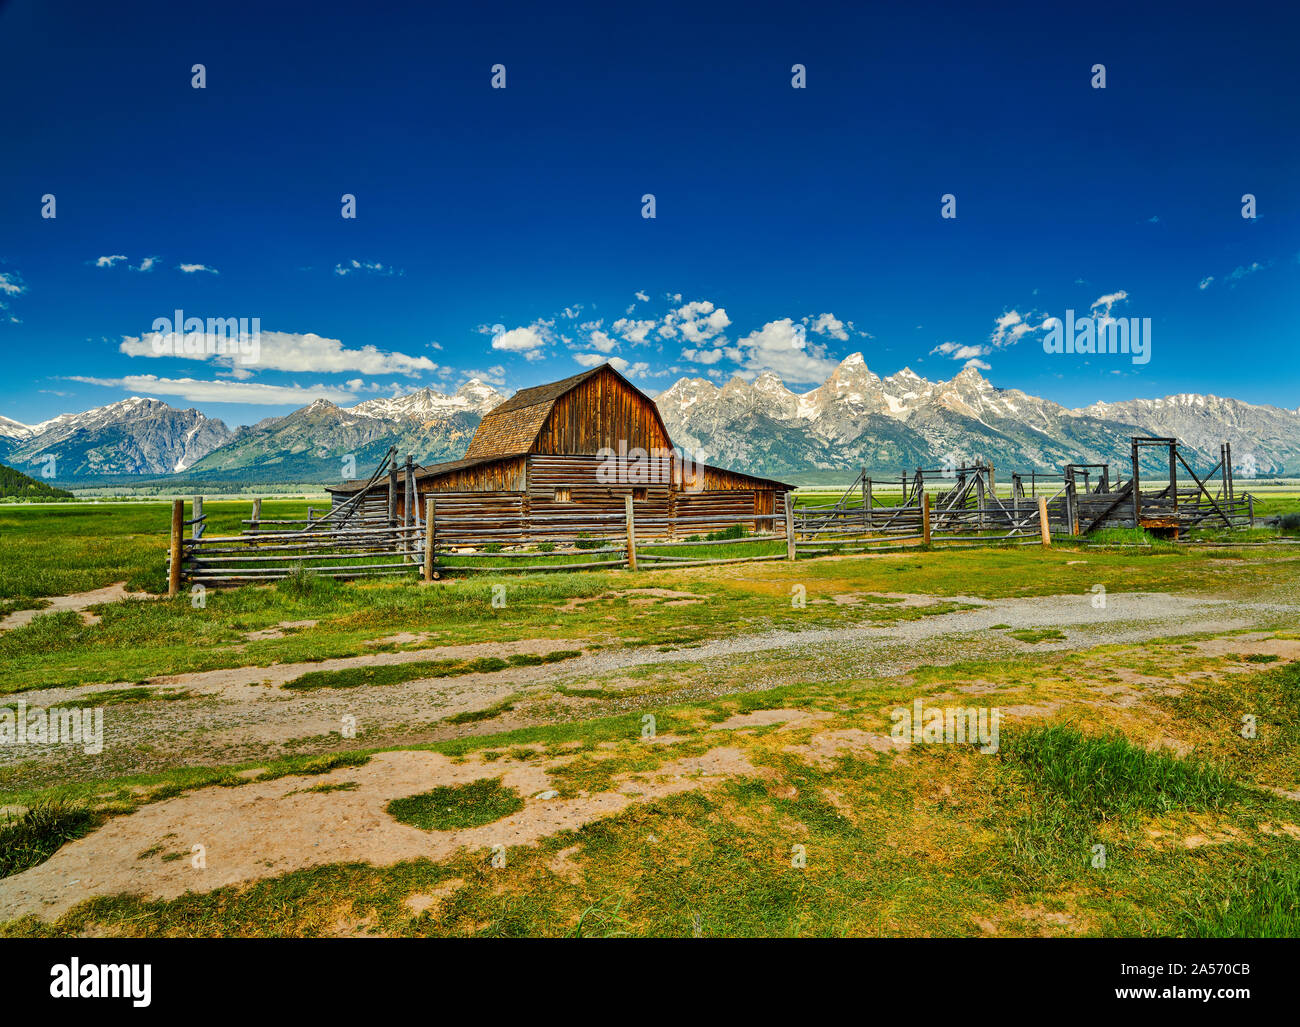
1,499 -> 1298,937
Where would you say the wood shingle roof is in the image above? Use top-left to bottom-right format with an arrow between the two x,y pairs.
463,366 -> 604,459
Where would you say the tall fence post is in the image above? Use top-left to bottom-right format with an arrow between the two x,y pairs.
192,494 -> 204,539
387,462 -> 398,529
864,476 -> 873,529
424,497 -> 436,582
1037,495 -> 1051,547
625,494 -> 637,571
169,498 -> 183,596
921,491 -> 932,546
251,497 -> 262,533
785,492 -> 796,561
404,454 -> 415,561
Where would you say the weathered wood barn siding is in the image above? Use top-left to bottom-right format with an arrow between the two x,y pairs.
531,367 -> 672,455
327,363 -> 792,541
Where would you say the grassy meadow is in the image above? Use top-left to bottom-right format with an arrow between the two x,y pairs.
0,497 -> 1298,937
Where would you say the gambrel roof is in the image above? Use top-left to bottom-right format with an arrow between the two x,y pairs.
463,363 -> 670,459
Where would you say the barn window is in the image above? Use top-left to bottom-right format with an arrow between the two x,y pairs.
554,487 -> 572,502
632,487 -> 648,501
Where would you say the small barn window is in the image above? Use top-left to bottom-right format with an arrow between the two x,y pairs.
554,487 -> 572,503
632,487 -> 648,501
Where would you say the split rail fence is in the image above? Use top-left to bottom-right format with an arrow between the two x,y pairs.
167,488 -> 1062,592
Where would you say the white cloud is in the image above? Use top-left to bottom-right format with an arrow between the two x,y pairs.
668,300 -> 731,344
119,329 -> 440,377
0,272 -> 26,296
1198,276 -> 1214,290
95,255 -> 127,268
490,324 -> 548,355
66,375 -> 358,405
178,263 -> 219,275
989,310 -> 1043,348
132,256 -> 159,272
1089,291 -> 1129,318
611,317 -> 658,344
588,330 -> 617,353
635,290 -> 650,303
730,318 -> 839,383
1227,262 -> 1264,282
333,259 -> 400,277
681,348 -> 725,365
963,358 -> 992,371
806,312 -> 849,341
931,341 -> 991,362
575,353 -> 647,376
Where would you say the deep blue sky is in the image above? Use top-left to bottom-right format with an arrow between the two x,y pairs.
1,0 -> 1297,428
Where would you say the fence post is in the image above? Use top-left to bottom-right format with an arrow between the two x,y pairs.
169,498 -> 183,596
864,476 -> 873,530
251,497 -> 262,532
921,491 -> 932,545
785,492 -> 796,560
404,454 -> 415,561
625,494 -> 637,571
387,462 -> 398,528
192,494 -> 204,539
424,497 -> 436,582
1037,495 -> 1051,547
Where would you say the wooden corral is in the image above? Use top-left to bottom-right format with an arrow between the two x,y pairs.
326,364 -> 793,543
798,437 -> 1254,543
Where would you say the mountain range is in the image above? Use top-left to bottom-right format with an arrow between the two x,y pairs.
2,358 -> 1296,485
658,356 -> 1300,478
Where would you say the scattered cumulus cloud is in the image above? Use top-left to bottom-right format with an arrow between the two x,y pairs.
95,255 -> 127,268
681,347 -> 725,365
178,263 -> 218,275
805,313 -> 850,341
1227,261 -> 1264,282
333,259 -> 401,277
66,375 -> 358,405
931,341 -> 991,362
119,329 -> 440,377
989,310 -> 1043,349
1089,291 -> 1129,319
726,317 -> 839,384
488,322 -> 550,361
611,317 -> 658,344
587,330 -> 617,353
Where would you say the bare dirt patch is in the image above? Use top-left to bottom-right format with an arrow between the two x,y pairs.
556,588 -> 706,613
0,745 -> 760,923
791,728 -> 908,768
709,708 -> 834,731
1187,635 -> 1300,663
243,620 -> 319,642
0,583 -> 153,631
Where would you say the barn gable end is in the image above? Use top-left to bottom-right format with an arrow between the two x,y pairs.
464,364 -> 671,460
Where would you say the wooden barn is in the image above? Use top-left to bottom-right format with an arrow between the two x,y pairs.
326,364 -> 793,543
